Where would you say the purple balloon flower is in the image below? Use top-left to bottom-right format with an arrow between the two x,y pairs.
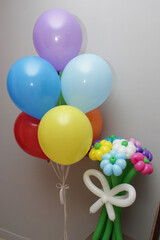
136,146 -> 153,161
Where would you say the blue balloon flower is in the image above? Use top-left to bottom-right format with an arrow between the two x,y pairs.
100,150 -> 127,176
105,136 -> 122,143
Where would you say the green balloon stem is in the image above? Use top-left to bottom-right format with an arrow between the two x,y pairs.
57,71 -> 67,106
111,175 -> 119,188
123,167 -> 138,183
92,206 -> 107,240
118,167 -> 139,221
102,218 -> 113,240
93,163 -> 113,240
113,206 -> 123,240
111,175 -> 123,240
112,230 -> 116,240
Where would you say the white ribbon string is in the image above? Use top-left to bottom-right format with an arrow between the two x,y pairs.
56,183 -> 70,205
50,162 -> 70,240
50,161 -> 61,181
83,169 -> 136,221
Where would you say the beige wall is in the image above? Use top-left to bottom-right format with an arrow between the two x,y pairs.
0,0 -> 160,239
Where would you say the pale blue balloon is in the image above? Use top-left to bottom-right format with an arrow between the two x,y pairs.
61,54 -> 112,113
102,153 -> 111,160
7,56 -> 61,119
103,164 -> 113,176
100,160 -> 110,169
116,159 -> 126,170
115,152 -> 127,160
113,165 -> 122,176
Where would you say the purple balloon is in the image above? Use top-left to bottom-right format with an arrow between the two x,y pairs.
136,145 -> 143,153
33,9 -> 82,71
142,149 -> 153,161
136,145 -> 153,161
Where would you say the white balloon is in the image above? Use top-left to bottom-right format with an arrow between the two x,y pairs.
83,169 -> 136,221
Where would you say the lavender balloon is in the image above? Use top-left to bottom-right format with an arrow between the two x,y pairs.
33,9 -> 82,71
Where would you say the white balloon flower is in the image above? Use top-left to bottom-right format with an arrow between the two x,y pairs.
112,139 -> 136,159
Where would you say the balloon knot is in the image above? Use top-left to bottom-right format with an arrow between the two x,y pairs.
56,183 -> 70,205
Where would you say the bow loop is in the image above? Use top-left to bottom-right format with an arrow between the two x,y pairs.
83,169 -> 136,221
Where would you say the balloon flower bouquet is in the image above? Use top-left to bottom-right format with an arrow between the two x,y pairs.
84,135 -> 153,240
7,9 -> 112,240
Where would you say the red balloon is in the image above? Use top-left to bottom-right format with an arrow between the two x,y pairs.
14,112 -> 49,160
86,108 -> 103,142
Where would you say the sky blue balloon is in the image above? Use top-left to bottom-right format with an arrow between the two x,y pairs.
61,54 -> 112,113
7,56 -> 61,119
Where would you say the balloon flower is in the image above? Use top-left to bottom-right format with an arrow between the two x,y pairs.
84,135 -> 153,240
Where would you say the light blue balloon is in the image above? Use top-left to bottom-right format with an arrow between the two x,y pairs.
116,159 -> 126,170
100,159 -> 110,169
7,56 -> 61,119
103,164 -> 113,176
113,165 -> 122,176
102,153 -> 111,160
115,152 -> 127,160
61,54 -> 112,113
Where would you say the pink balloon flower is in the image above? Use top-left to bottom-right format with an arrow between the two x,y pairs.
131,152 -> 153,175
129,138 -> 142,147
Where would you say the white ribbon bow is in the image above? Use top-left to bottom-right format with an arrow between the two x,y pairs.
83,169 -> 136,221
56,183 -> 70,205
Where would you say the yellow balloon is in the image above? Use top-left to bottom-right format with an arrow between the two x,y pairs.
95,150 -> 103,161
89,148 -> 97,161
38,105 -> 93,165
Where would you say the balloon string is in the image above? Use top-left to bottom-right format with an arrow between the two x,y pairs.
50,162 -> 70,240
50,161 -> 61,181
64,187 -> 68,240
65,165 -> 70,182
56,163 -> 62,180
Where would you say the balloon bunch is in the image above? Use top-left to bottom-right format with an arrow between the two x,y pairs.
7,8 -> 112,163
7,8 -> 112,240
84,135 -> 153,240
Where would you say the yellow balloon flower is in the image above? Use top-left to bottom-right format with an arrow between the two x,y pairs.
89,140 -> 112,161
38,105 -> 93,165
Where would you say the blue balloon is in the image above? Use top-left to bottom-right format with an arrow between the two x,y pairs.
61,54 -> 112,113
7,56 -> 61,119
